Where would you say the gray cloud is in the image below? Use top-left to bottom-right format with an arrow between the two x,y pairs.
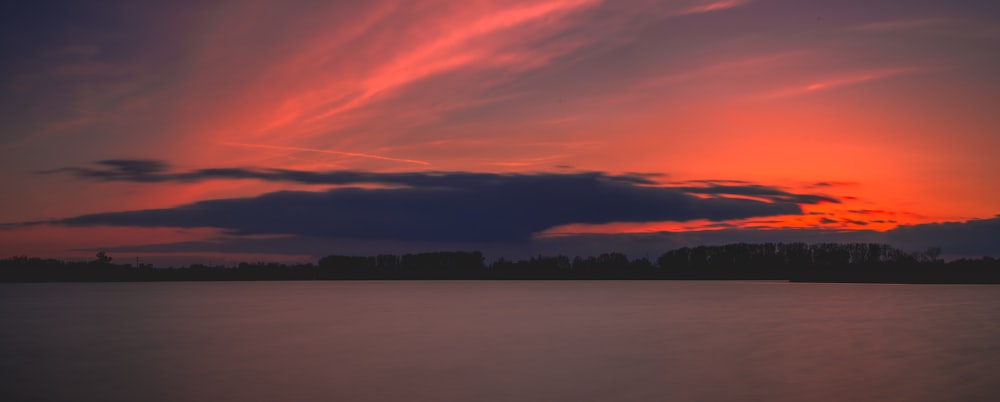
50,173 -> 803,243
32,160 -> 846,243
886,215 -> 1000,257
46,159 -> 663,186
670,184 -> 839,204
47,159 -> 838,202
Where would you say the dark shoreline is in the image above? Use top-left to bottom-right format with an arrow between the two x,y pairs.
5,243 -> 999,284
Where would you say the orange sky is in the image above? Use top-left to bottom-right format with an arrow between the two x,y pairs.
1,0 -> 999,262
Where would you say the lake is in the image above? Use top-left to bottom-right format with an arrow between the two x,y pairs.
2,281 -> 999,401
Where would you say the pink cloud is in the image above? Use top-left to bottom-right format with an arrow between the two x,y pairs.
637,50 -> 811,89
220,142 -> 430,166
252,0 -> 604,131
762,67 -> 927,99
847,18 -> 952,32
675,0 -> 749,16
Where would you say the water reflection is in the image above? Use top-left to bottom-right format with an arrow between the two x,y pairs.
1,281 -> 998,401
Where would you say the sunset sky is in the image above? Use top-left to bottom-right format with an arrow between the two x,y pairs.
2,0 -> 999,264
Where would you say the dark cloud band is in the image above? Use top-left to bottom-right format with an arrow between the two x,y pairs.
37,159 -> 842,243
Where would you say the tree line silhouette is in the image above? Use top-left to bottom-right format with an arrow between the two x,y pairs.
2,243 -> 998,283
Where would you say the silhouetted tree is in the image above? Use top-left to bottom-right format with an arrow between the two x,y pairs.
4,243 -> 997,283
94,251 -> 113,265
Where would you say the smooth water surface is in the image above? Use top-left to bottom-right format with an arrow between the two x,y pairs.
2,281 -> 999,401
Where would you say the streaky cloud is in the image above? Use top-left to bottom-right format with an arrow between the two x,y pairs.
45,159 -> 837,205
43,159 -> 661,186
847,18 -> 951,33
669,184 -> 839,204
221,142 -> 430,166
675,0 -> 749,16
763,67 -> 926,99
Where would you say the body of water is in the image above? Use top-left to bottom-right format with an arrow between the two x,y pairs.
2,281 -> 999,401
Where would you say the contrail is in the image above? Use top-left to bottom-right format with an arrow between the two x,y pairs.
221,142 -> 430,166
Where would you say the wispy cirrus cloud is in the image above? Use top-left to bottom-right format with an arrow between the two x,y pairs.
176,0 -> 761,159
637,50 -> 810,89
220,142 -> 430,166
675,0 -> 750,16
847,18 -> 952,32
845,16 -> 1000,40
763,67 -> 926,99
270,0 -> 605,129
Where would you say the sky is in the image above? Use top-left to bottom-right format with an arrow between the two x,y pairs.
1,0 -> 999,265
